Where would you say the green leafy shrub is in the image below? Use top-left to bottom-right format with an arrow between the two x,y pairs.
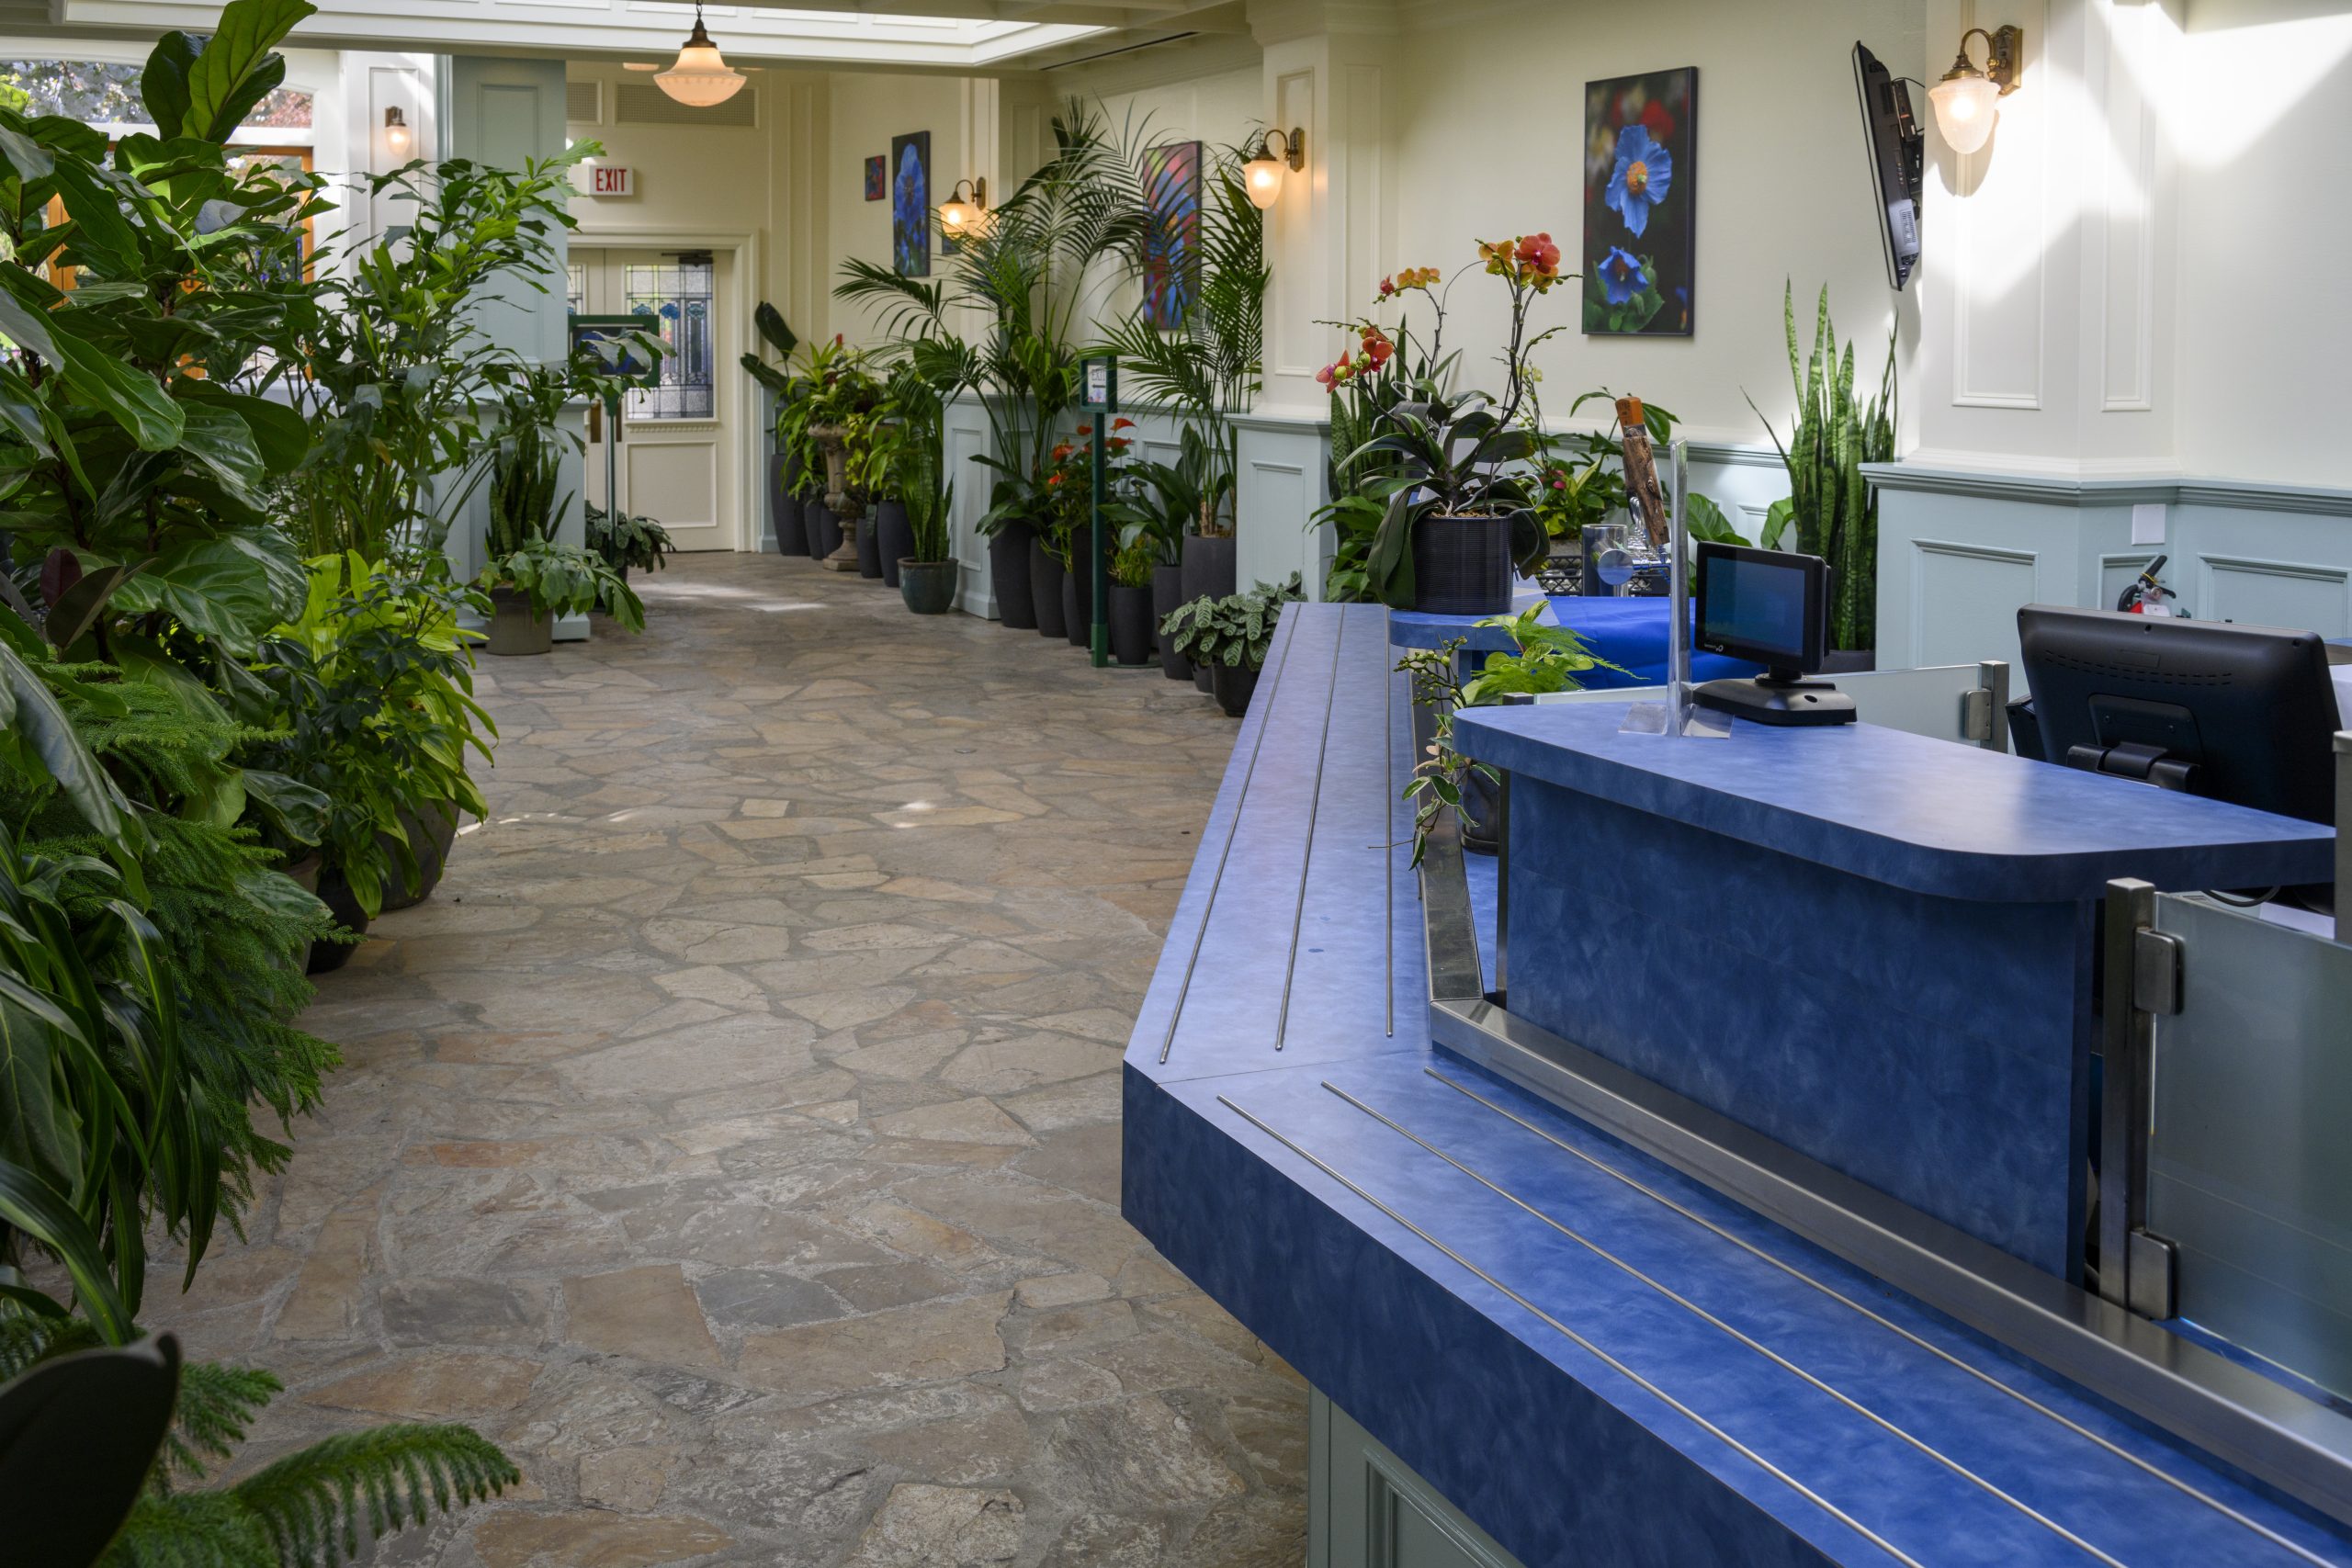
1159,577 -> 1302,671
587,502 -> 676,576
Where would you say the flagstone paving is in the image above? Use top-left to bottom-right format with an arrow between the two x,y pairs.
140,553 -> 1307,1567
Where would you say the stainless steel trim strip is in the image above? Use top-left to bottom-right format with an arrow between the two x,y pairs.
1212,1092 -> 1932,1568
1422,1067 -> 2340,1568
1158,615 -> 1305,1065
1428,996 -> 2352,1530
1385,613 -> 1395,1038
1276,615 -> 1346,1052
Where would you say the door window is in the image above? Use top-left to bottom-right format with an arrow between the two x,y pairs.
624,258 -> 715,420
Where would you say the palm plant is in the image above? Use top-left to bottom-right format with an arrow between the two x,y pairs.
835,99 -> 1150,540
1091,141 -> 1268,535
0,1312 -> 519,1566
1749,281 -> 1896,651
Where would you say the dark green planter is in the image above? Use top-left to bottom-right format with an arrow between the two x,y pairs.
899,558 -> 957,614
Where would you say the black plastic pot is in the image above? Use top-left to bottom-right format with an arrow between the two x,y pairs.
875,500 -> 914,589
377,801 -> 461,913
1030,538 -> 1068,639
1193,662 -> 1213,694
1153,564 -> 1191,682
854,513 -> 884,579
989,524 -> 1036,629
306,869 -> 371,976
899,558 -> 957,615
1182,532 -> 1237,607
808,500 -> 841,561
485,588 -> 551,657
1210,663 -> 1259,718
1063,525 -> 1095,649
1109,584 -> 1153,666
770,455 -> 808,556
1412,514 -> 1515,616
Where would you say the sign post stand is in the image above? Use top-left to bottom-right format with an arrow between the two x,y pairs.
1080,356 -> 1118,670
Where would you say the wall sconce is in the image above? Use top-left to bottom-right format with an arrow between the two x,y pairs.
1928,24 -> 2023,156
1242,128 -> 1304,210
382,106 -> 410,155
938,177 -> 988,240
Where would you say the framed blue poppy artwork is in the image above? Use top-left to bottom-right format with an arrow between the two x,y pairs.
1582,67 -> 1696,336
1140,140 -> 1202,329
891,130 -> 931,277
865,156 -> 885,201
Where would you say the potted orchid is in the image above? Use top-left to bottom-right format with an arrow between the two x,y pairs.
1322,237 -> 1567,615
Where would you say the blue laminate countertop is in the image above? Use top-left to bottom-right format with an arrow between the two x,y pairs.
1387,593 -> 1761,687
1125,604 -> 2352,1568
1452,700 -> 2335,902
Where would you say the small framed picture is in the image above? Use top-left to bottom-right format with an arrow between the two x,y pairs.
865,156 -> 886,201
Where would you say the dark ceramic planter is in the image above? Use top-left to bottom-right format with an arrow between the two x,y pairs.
1109,584 -> 1153,666
1153,564 -> 1191,681
306,869 -> 371,976
1193,662 -> 1213,694
855,513 -> 884,579
899,558 -> 958,615
1182,532 -> 1237,607
1030,539 -> 1068,640
1411,513 -> 1515,616
377,800 -> 460,913
770,454 -> 808,556
1064,525 -> 1095,649
875,500 -> 912,588
485,588 -> 551,657
1210,663 -> 1259,718
989,524 -> 1036,628
808,500 -> 841,562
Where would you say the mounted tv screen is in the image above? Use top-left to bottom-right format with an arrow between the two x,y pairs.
1853,41 -> 1924,291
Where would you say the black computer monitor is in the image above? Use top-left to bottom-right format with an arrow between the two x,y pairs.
2017,604 -> 2342,824
1691,543 -> 1856,726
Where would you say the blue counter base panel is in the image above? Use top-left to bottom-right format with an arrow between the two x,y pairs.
1505,779 -> 2091,1276
1124,604 -> 2352,1568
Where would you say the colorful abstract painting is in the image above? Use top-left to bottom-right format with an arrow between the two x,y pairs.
1140,141 -> 1202,329
1581,68 -> 1697,337
865,155 -> 885,201
890,130 -> 930,277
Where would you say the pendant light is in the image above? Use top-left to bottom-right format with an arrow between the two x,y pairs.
655,5 -> 746,109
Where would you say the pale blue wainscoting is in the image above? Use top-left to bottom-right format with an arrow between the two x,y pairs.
1870,464 -> 2352,672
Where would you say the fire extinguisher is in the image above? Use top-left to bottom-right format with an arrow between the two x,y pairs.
2116,555 -> 2175,615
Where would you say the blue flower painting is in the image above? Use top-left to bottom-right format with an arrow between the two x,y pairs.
1582,68 -> 1696,337
890,130 -> 930,278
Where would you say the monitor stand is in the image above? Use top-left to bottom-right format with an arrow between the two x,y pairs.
1693,668 -> 1858,728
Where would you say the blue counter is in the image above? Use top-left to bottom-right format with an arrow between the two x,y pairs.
1124,604 -> 2352,1568
1452,702 -> 2334,1278
1388,592 -> 1760,687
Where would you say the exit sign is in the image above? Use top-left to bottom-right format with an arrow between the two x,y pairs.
589,164 -> 634,197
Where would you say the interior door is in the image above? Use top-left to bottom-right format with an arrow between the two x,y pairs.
569,247 -> 737,551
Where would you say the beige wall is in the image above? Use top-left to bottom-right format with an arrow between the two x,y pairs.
826,73 -> 971,345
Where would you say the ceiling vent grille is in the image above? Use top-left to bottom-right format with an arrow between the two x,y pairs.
616,82 -> 756,129
565,79 -> 603,124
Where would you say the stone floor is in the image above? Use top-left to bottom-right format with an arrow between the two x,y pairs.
141,553 -> 1307,1567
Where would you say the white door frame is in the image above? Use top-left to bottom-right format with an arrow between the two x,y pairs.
569,225 -> 762,552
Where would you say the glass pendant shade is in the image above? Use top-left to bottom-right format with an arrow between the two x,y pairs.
656,12 -> 745,108
1242,156 -> 1283,210
1929,70 -> 2000,155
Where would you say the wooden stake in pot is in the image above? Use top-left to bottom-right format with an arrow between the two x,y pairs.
1616,395 -> 1669,552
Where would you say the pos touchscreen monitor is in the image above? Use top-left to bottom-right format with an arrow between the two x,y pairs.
1691,544 -> 1857,726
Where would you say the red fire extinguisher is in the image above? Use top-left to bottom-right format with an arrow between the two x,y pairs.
2116,555 -> 2175,615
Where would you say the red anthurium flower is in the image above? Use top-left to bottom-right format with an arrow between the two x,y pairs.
1113,417 -> 1136,431
1052,443 -> 1073,460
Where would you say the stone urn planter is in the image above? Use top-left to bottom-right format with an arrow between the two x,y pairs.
485,588 -> 551,657
808,423 -> 865,573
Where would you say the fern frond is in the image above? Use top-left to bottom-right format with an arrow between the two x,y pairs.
0,1303 -> 99,1380
162,1361 -> 284,1488
104,1491 -> 277,1568
232,1423 -> 520,1568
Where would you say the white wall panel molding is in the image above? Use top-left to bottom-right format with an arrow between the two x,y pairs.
1948,0 -> 2050,412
